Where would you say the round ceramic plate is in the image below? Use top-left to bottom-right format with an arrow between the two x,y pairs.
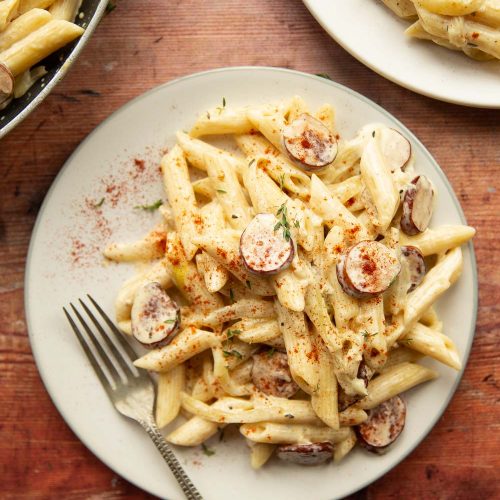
25,67 -> 477,500
303,0 -> 500,108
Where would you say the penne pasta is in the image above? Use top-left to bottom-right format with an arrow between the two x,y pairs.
356,362 -> 438,410
0,19 -> 83,77
106,96 -> 474,468
0,8 -> 51,53
155,364 -> 185,428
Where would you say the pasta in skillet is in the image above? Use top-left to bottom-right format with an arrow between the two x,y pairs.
0,0 -> 84,109
104,96 -> 475,467
381,0 -> 500,61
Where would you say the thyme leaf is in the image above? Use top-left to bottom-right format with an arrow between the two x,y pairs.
93,197 -> 105,208
134,199 -> 162,212
223,349 -> 243,359
274,203 -> 292,242
201,443 -> 215,456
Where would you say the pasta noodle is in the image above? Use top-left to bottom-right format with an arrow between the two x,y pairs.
379,0 -> 500,60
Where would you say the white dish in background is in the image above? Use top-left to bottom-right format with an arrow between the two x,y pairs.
25,67 -> 477,500
303,0 -> 500,108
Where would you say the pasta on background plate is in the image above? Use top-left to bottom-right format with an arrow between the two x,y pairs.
104,96 -> 475,468
381,0 -> 500,61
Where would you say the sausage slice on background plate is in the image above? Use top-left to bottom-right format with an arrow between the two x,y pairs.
378,128 -> 411,173
282,113 -> 338,171
357,395 -> 406,453
251,350 -> 299,398
401,175 -> 435,236
337,241 -> 401,299
131,282 -> 180,349
276,442 -> 334,465
401,245 -> 426,292
240,213 -> 294,275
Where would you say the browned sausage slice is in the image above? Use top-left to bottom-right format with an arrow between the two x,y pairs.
357,395 -> 406,453
401,245 -> 426,292
401,175 -> 435,236
379,128 -> 411,173
337,241 -> 401,298
240,213 -> 294,275
0,63 -> 14,107
251,350 -> 299,398
282,113 -> 338,171
276,442 -> 334,465
131,282 -> 180,349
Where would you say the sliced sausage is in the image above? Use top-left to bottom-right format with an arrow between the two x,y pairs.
378,128 -> 411,173
282,113 -> 337,171
401,175 -> 434,236
0,63 -> 14,107
337,241 -> 401,299
276,442 -> 334,465
401,245 -> 426,292
240,213 -> 294,275
251,350 -> 299,398
131,282 -> 180,349
357,396 -> 406,453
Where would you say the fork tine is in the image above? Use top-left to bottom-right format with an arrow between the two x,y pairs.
63,307 -> 116,395
79,298 -> 139,378
86,294 -> 142,367
69,303 -> 124,386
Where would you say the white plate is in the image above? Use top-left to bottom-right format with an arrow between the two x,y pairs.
304,0 -> 500,108
25,67 -> 478,500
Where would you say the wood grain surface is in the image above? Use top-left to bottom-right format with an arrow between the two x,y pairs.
1,1 -> 499,498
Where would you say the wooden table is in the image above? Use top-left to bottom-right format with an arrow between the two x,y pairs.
1,1 -> 499,498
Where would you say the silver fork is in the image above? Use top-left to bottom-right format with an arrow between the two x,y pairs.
63,295 -> 203,500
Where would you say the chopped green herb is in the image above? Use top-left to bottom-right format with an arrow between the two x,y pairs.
274,203 -> 292,242
279,173 -> 286,191
93,197 -> 105,208
223,349 -> 243,359
216,97 -> 226,114
372,131 -> 376,138
246,280 -> 251,289
164,319 -> 176,324
201,443 -> 215,456
294,219 -> 300,229
315,73 -> 332,80
229,288 -> 235,303
267,347 -> 276,358
361,331 -> 377,339
248,159 -> 255,167
206,111 -> 211,120
403,338 -> 413,345
226,329 -> 242,340
105,1 -> 116,14
231,214 -> 239,219
284,413 -> 295,419
216,189 -> 227,194
134,199 -> 163,212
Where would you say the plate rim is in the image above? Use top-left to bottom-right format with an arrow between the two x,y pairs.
302,0 -> 500,109
24,66 -> 479,499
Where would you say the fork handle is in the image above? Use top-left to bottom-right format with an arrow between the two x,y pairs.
141,420 -> 203,500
